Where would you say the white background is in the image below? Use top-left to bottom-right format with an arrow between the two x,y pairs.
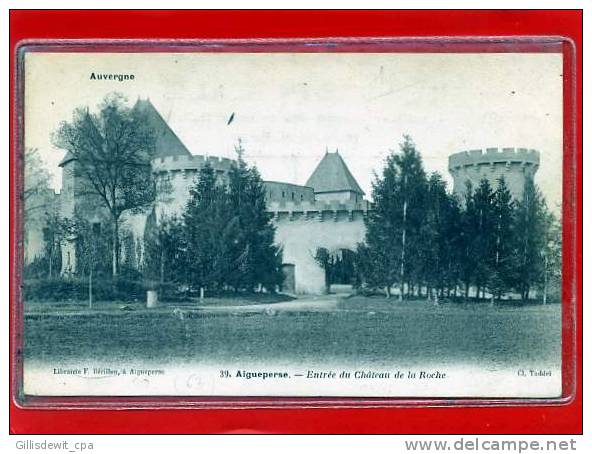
2,0 -> 588,451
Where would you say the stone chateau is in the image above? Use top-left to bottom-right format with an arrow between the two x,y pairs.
25,99 -> 540,294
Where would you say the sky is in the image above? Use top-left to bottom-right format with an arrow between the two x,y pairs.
24,52 -> 563,210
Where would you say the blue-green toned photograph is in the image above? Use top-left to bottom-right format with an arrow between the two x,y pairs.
21,51 -> 563,398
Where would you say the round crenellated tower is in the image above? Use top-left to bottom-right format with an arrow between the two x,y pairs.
151,154 -> 236,218
448,147 -> 540,201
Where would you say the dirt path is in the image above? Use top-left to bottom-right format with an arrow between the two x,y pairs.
195,294 -> 341,313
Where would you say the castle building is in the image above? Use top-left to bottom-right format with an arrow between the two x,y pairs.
50,99 -> 370,294
43,99 -> 541,294
448,148 -> 540,201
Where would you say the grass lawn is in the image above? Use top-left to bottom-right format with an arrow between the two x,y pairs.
23,294 -> 561,370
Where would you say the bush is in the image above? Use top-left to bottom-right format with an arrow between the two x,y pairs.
23,277 -> 149,302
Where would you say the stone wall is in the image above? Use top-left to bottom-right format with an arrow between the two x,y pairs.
272,208 -> 368,294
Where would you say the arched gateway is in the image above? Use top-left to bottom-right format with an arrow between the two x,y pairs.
265,151 -> 370,294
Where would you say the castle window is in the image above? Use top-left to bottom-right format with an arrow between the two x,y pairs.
291,192 -> 295,200
282,191 -> 285,198
301,194 -> 304,201
92,222 -> 101,235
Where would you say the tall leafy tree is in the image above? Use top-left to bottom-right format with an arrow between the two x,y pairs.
445,194 -> 464,297
361,147 -> 402,297
52,93 -> 157,276
144,210 -> 186,294
361,135 -> 427,299
472,178 -> 495,299
421,172 -> 451,302
514,176 -> 546,302
226,140 -> 283,291
182,162 -> 236,294
354,242 -> 388,293
458,181 -> 479,298
394,136 -> 427,299
490,176 -> 515,301
540,205 -> 562,304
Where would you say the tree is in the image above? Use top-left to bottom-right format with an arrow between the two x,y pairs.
144,210 -> 186,295
23,147 -> 52,217
226,140 -> 283,291
52,93 -> 157,276
362,148 -> 403,297
422,172 -> 451,302
354,242 -> 385,293
540,206 -> 561,304
442,194 -> 464,298
313,247 -> 333,294
472,178 -> 495,299
392,136 -> 427,299
60,214 -> 112,307
514,176 -> 546,302
361,135 -> 427,299
23,211 -> 64,279
42,212 -> 64,279
458,181 -> 479,298
490,176 -> 515,301
180,142 -> 283,295
23,147 -> 55,270
182,162 -> 235,295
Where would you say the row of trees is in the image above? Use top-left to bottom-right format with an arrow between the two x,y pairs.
26,93 -> 561,303
355,135 -> 561,303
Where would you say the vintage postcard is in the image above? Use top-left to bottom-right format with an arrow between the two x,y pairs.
20,49 -> 563,398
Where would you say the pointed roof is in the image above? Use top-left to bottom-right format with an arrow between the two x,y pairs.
133,98 -> 191,159
305,151 -> 364,195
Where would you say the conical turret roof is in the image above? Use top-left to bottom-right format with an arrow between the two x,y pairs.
133,98 -> 191,159
305,151 -> 364,195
